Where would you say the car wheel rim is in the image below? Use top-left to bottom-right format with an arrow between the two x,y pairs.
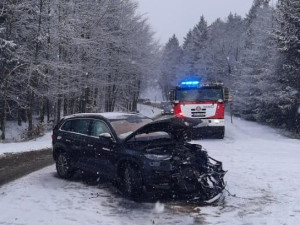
57,154 -> 69,176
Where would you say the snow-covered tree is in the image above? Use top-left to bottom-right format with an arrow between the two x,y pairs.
275,0 -> 300,132
159,34 -> 182,99
180,16 -> 208,79
0,0 -> 158,139
233,3 -> 277,121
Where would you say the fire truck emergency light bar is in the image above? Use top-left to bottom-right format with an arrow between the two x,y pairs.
178,78 -> 202,87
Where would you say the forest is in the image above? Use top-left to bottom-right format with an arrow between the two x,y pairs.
1,0 -> 300,140
159,0 -> 300,135
0,0 -> 158,139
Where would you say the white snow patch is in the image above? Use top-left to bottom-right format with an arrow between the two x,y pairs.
0,132 -> 52,156
153,201 -> 165,213
137,104 -> 161,118
190,115 -> 300,225
0,166 -> 194,225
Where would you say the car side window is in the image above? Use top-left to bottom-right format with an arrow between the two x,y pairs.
60,120 -> 72,131
90,120 -> 110,137
71,119 -> 90,135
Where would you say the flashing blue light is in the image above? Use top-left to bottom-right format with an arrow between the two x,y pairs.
179,78 -> 202,87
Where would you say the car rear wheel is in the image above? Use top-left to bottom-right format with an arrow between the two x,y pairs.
56,152 -> 74,179
123,164 -> 143,198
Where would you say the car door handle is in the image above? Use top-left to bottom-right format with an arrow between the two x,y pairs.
88,144 -> 93,147
102,147 -> 112,151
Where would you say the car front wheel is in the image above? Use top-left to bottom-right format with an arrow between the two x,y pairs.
123,164 -> 143,198
56,152 -> 74,179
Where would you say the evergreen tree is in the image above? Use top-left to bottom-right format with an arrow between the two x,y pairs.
181,16 -> 208,79
233,3 -> 277,121
275,0 -> 300,132
159,34 -> 182,99
205,13 -> 245,84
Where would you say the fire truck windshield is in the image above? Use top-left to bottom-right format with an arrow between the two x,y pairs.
176,87 -> 223,102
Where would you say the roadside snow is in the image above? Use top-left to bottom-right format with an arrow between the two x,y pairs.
3,121 -> 28,141
191,117 -> 300,225
137,103 -> 162,118
0,132 -> 52,156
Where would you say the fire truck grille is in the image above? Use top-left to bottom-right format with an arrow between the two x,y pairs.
191,108 -> 206,118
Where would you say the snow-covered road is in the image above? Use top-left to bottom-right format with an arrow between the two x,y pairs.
0,116 -> 300,225
195,117 -> 300,225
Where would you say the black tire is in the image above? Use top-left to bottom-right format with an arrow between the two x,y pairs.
123,164 -> 143,198
56,152 -> 74,179
216,127 -> 225,139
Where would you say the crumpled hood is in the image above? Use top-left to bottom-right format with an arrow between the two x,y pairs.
124,116 -> 199,142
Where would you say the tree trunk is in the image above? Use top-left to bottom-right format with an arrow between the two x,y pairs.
40,96 -> 46,123
46,98 -> 50,122
1,80 -> 8,140
56,96 -> 62,123
27,90 -> 34,136
17,107 -> 22,126
63,97 -> 68,116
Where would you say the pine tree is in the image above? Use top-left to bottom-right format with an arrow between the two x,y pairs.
181,16 -> 208,79
159,34 -> 182,99
276,0 -> 300,132
233,3 -> 277,121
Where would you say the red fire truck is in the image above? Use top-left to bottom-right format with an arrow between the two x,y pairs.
170,78 -> 230,139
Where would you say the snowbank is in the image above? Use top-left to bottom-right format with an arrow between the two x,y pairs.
0,132 -> 52,156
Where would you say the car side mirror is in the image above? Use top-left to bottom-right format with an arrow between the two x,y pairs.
99,133 -> 113,144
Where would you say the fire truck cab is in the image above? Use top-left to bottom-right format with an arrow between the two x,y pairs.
170,78 -> 229,139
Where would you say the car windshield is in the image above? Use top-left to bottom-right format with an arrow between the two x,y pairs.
110,117 -> 152,139
176,87 -> 223,101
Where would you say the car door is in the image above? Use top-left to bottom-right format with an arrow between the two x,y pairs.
67,119 -> 93,171
89,119 -> 118,178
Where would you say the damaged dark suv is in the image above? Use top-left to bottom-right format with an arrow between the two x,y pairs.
52,113 -> 226,201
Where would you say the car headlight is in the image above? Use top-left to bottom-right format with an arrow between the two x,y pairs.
144,154 -> 171,161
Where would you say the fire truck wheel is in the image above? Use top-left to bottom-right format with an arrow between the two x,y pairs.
216,127 -> 225,139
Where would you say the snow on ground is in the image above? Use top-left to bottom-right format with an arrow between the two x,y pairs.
1,112 -> 300,224
3,121 -> 28,141
0,132 -> 52,156
0,166 -> 194,225
191,117 -> 300,225
137,103 -> 162,118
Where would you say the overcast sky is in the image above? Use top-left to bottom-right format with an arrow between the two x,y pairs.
136,0 -> 276,45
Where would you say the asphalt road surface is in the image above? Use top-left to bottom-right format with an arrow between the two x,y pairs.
0,149 -> 54,186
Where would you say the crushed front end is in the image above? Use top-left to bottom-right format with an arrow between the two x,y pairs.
143,143 -> 226,202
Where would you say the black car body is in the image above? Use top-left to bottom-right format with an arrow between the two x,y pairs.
52,113 -> 226,201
